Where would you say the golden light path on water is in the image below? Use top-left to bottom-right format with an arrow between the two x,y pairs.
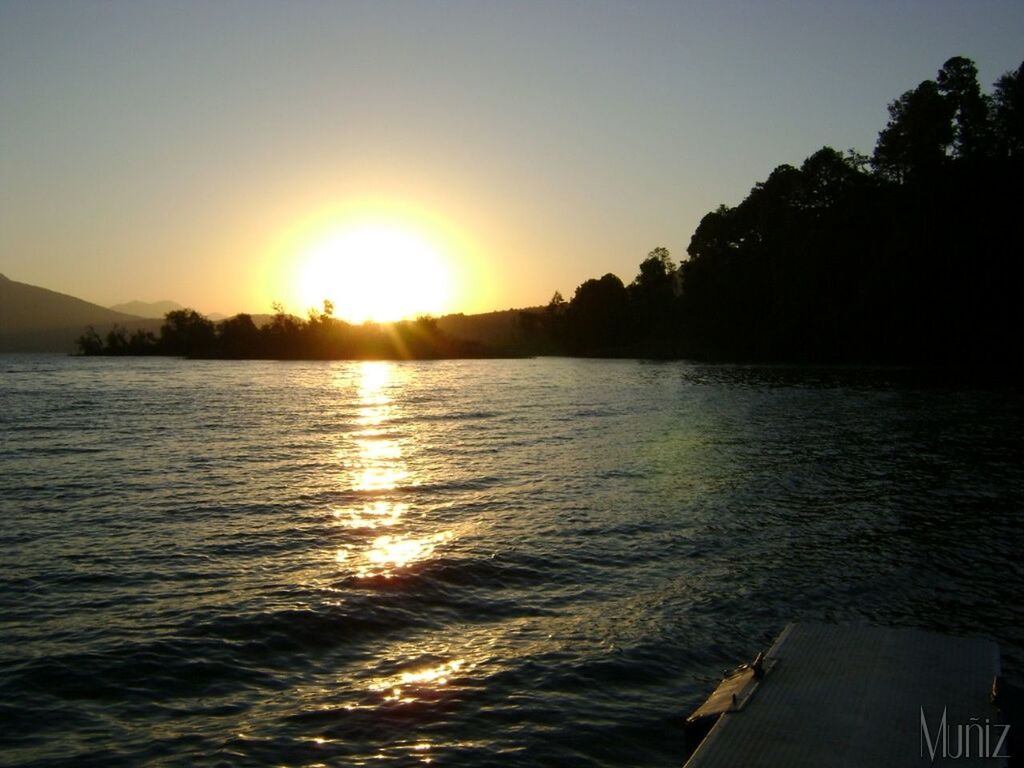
329,361 -> 470,754
301,361 -> 601,764
8,356 -> 1023,766
331,361 -> 453,579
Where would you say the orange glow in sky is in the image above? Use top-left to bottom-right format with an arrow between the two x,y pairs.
4,4 -> 1023,314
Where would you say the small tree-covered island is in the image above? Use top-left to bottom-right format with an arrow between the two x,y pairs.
77,305 -> 500,360
80,57 -> 1023,365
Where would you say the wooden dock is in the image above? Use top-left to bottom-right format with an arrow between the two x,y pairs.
684,623 -> 1006,767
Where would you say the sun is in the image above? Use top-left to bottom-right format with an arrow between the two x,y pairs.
295,224 -> 452,323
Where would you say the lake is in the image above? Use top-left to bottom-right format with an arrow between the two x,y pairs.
1,355 -> 1021,766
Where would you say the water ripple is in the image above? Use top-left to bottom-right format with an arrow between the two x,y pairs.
1,356 -> 1021,766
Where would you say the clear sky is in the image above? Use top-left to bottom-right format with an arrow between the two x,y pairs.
2,1 -> 1022,318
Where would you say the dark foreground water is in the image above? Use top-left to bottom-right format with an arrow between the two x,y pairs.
1,356 -> 1022,767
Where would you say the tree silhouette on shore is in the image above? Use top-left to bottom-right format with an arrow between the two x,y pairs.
78,303 -> 496,360
80,56 -> 1022,365
519,55 -> 1024,365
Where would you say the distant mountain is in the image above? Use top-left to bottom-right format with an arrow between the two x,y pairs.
109,299 -> 184,318
0,273 -> 159,352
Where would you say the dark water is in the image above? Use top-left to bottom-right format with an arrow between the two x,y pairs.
1,356 -> 1022,767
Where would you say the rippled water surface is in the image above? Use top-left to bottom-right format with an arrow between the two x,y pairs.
2,356 -> 1022,766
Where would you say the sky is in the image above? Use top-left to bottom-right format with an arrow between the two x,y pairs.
2,1 -> 1022,318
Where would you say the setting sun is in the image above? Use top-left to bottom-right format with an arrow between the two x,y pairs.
296,224 -> 452,323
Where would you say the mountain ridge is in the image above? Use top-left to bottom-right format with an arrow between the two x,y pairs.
109,299 -> 185,318
0,273 -> 158,352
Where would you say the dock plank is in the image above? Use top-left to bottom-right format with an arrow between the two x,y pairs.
684,623 -> 1003,767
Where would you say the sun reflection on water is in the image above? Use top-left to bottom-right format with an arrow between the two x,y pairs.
357,360 -> 392,397
360,531 -> 452,575
354,439 -> 402,461
353,466 -> 409,492
334,530 -> 454,577
351,364 -> 406,492
334,500 -> 406,529
370,658 -> 469,704
331,361 -> 454,579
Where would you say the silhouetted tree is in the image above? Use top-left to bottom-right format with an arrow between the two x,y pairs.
105,326 -> 129,354
685,205 -> 737,263
538,291 -> 569,350
936,56 -> 992,161
873,79 -> 954,182
127,329 -> 157,354
76,326 -> 103,355
993,62 -> 1024,157
218,313 -> 260,358
566,273 -> 630,354
629,247 -> 677,345
262,302 -> 303,358
673,56 -> 1023,364
547,291 -> 567,312
799,147 -> 866,209
160,309 -> 216,356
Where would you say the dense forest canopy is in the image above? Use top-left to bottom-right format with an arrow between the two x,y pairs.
81,56 -> 1023,364
519,56 -> 1024,364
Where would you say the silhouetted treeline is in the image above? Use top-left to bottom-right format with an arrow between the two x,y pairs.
77,302 -> 501,359
79,56 -> 1022,364
520,56 -> 1024,364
